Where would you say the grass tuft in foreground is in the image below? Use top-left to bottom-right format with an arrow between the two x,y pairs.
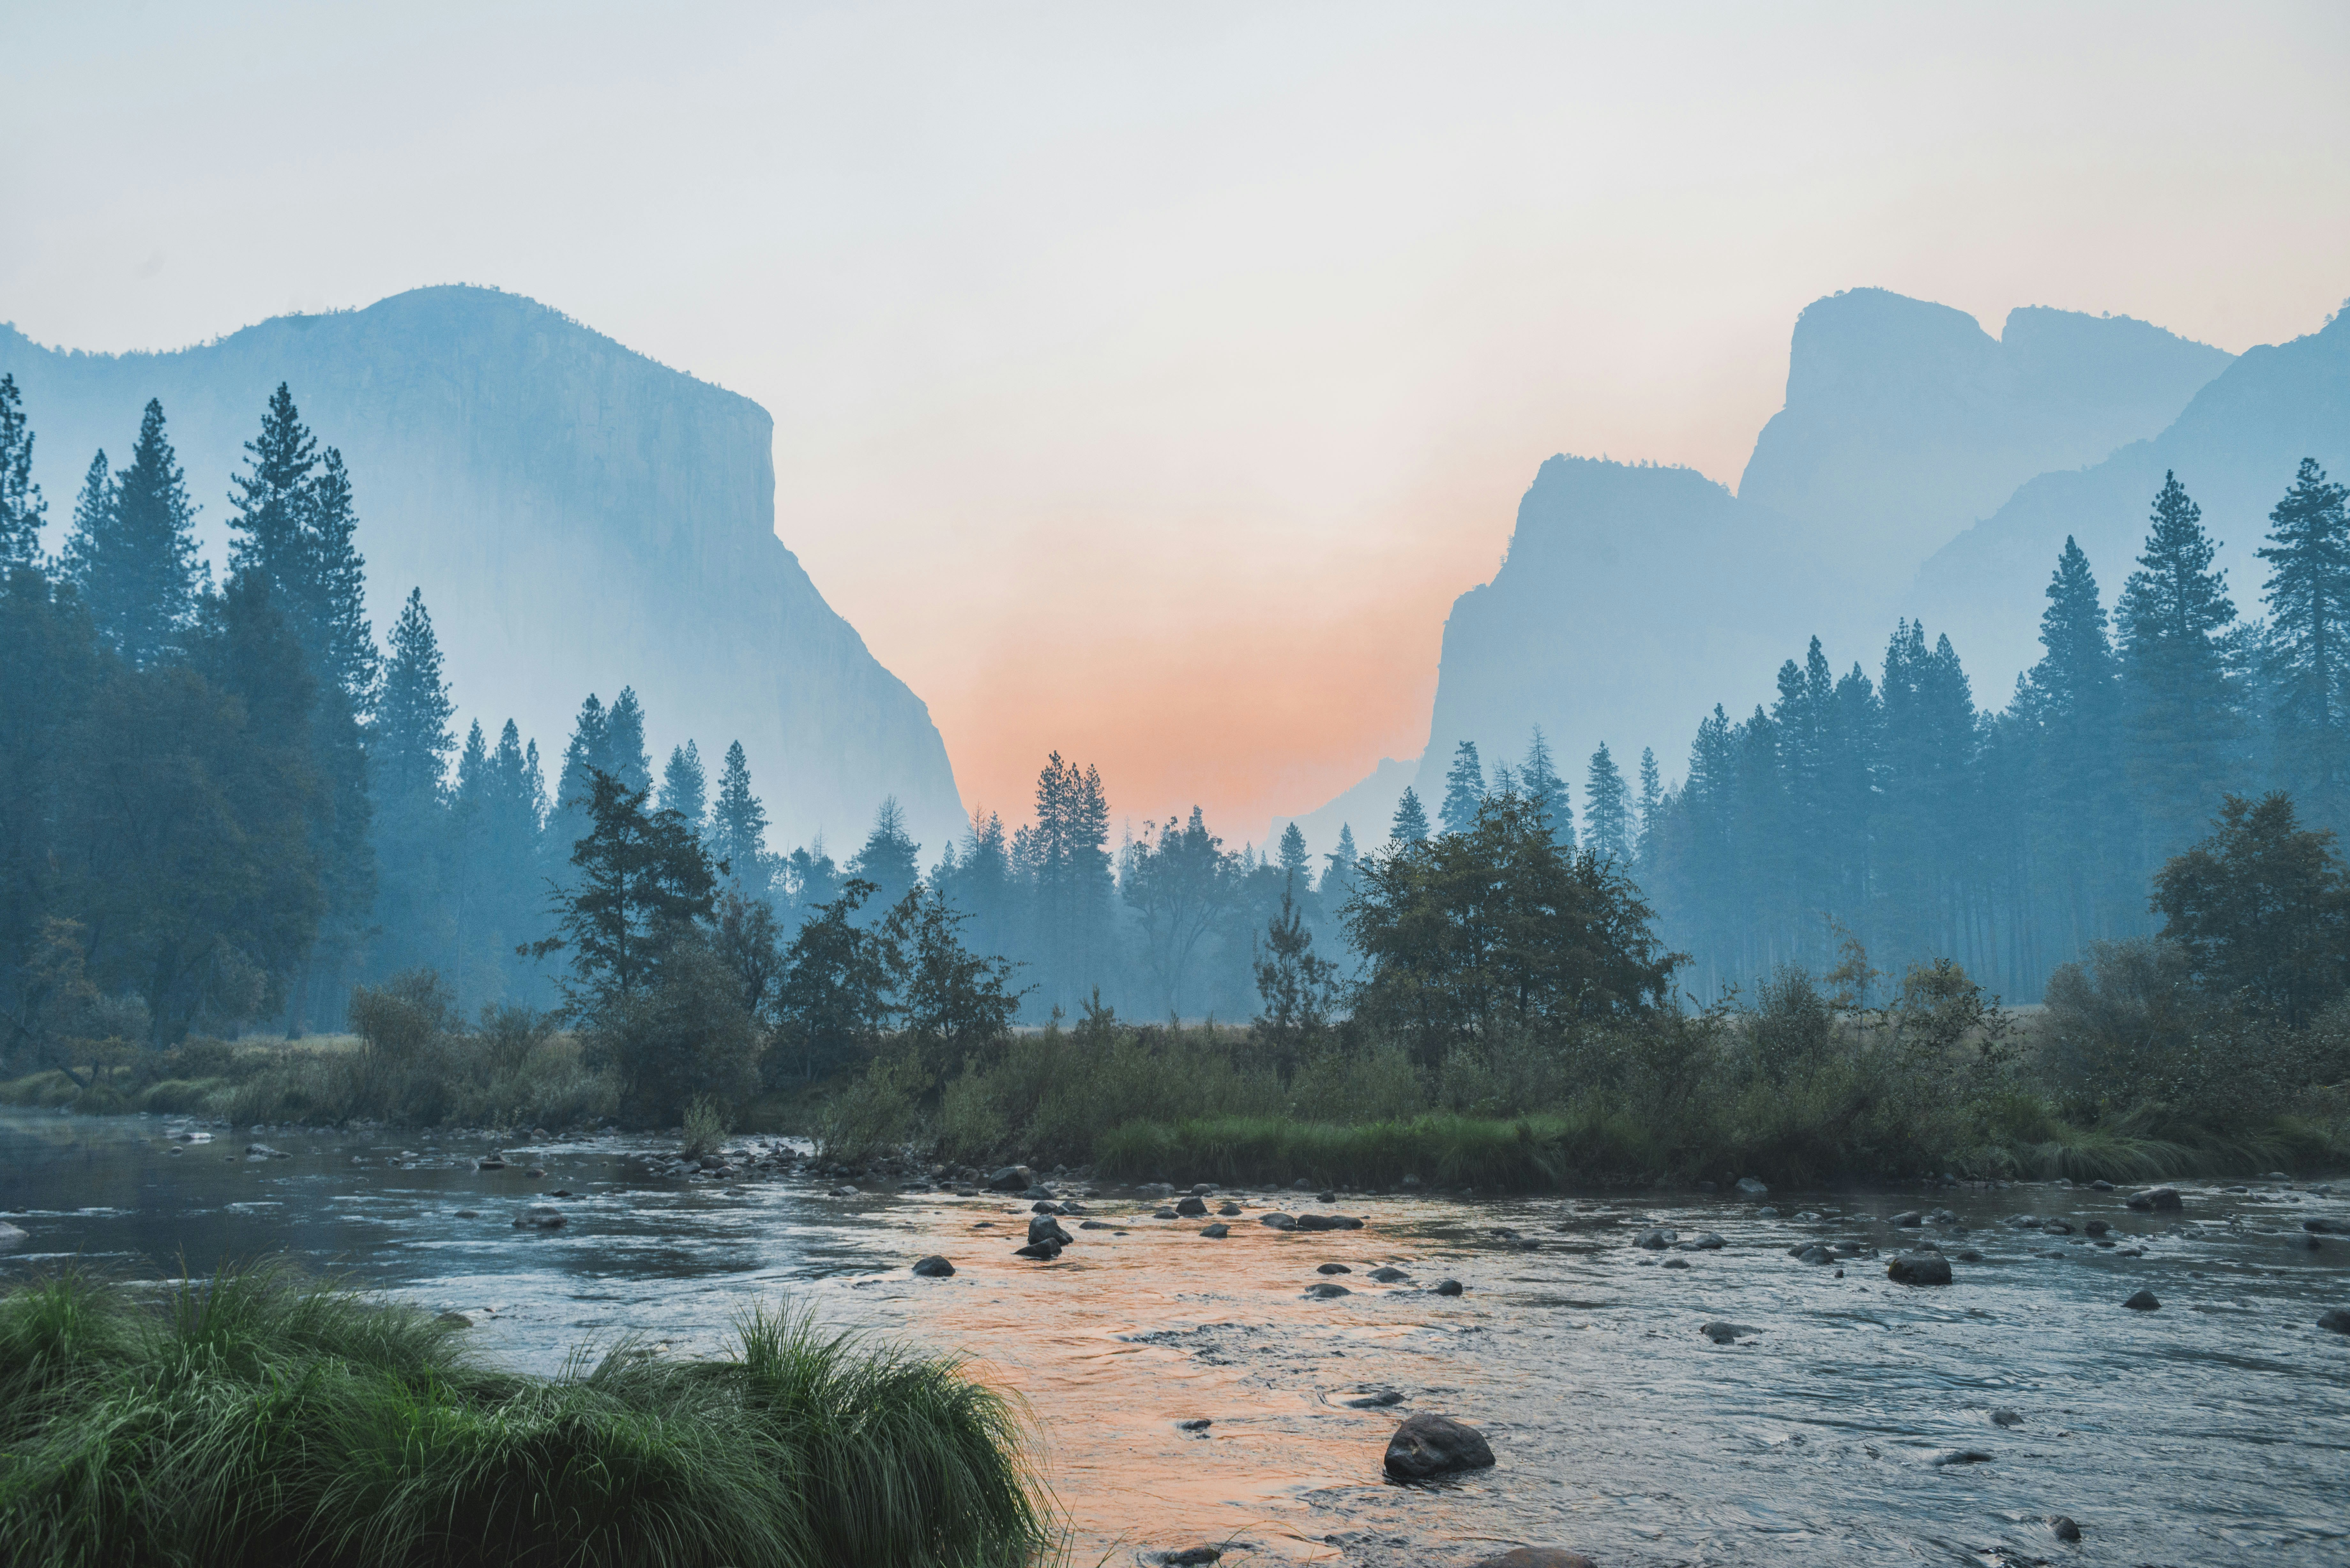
0,1263 -> 1048,1568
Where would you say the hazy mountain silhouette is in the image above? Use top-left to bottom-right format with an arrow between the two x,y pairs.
1285,288 -> 2239,854
1913,303 -> 2350,695
0,286 -> 965,854
1740,288 -> 2231,587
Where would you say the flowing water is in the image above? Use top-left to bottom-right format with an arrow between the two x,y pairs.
4,1107 -> 2346,1568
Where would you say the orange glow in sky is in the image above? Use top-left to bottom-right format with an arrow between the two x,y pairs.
9,2 -> 2349,847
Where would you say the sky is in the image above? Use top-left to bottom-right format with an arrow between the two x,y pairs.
5,1 -> 2348,846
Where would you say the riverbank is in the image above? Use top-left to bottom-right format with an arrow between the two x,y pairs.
0,1264 -> 1045,1568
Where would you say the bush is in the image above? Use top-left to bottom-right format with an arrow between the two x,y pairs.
591,946 -> 760,1129
0,1264 -> 1047,1568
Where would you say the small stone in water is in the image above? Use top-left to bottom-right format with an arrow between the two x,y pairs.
2124,1289 -> 2161,1311
1434,1278 -> 1464,1296
2049,1515 -> 2082,1542
1175,1417 -> 1211,1430
1990,1407 -> 2022,1427
1317,1262 -> 1351,1274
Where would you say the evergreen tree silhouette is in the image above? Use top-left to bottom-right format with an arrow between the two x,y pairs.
1439,740 -> 1485,835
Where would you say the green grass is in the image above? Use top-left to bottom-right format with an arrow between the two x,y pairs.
0,1264 -> 1050,1568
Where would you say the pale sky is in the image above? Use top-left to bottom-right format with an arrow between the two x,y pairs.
6,1 -> 2346,844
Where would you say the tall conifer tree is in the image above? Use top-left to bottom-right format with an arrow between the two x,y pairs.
2117,471 -> 2239,855
710,740 -> 772,893
1391,787 -> 1430,845
1438,741 -> 1485,835
661,741 -> 708,838
64,400 -> 201,667
603,686 -> 653,795
374,589 -> 456,803
1584,743 -> 1631,864
2258,458 -> 2350,828
0,374 -> 45,568
1519,728 -> 1572,846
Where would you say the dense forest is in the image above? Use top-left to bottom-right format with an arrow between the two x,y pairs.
2,369 -> 2347,1060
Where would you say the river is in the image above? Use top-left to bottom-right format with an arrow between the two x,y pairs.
3,1108 -> 2346,1567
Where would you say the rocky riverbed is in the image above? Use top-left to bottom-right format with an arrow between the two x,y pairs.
3,1108 -> 2346,1566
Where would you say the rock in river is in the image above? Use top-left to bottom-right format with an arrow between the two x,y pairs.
1434,1278 -> 1464,1296
512,1205 -> 567,1229
1634,1227 -> 1677,1250
1200,1223 -> 1230,1238
2126,1186 -> 2183,1212
2049,1515 -> 2083,1542
1700,1322 -> 1759,1344
911,1255 -> 956,1277
0,1221 -> 28,1252
2124,1289 -> 2162,1311
1470,1552 -> 1595,1568
1317,1262 -> 1352,1274
1735,1176 -> 1769,1195
1260,1211 -> 1297,1230
1383,1413 -> 1496,1479
1886,1254 -> 1953,1285
985,1165 -> 1034,1192
1027,1214 -> 1074,1247
2315,1307 -> 2350,1334
1305,1281 -> 1351,1299
1368,1266 -> 1410,1282
1012,1240 -> 1063,1260
1175,1195 -> 1209,1217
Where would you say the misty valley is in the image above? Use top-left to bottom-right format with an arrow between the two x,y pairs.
4,274 -> 2349,1566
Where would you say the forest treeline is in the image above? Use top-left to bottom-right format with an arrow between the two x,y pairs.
4,367 -> 2349,1063
1406,462 -> 2350,1004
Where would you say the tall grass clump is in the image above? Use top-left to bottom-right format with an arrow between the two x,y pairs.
0,1264 -> 1048,1568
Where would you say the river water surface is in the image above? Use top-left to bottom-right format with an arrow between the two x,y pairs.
3,1108 -> 2346,1568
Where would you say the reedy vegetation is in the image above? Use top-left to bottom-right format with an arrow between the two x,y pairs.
0,1264 -> 1045,1568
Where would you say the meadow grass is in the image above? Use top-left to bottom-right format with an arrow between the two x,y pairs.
0,1264 -> 1049,1568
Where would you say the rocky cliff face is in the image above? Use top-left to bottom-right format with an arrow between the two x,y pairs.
1738,288 -> 2231,588
1333,289 -> 2240,848
1410,456 -> 1856,819
1911,304 -> 2350,697
0,286 -> 965,854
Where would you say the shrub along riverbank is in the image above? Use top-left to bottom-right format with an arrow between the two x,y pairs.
0,1265 -> 1047,1568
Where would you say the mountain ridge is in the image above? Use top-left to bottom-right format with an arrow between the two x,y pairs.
0,285 -> 968,857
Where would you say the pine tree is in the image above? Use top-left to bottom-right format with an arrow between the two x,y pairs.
1321,823 -> 1360,906
2258,458 -> 2350,827
1026,751 -> 1114,1012
0,374 -> 45,568
661,741 -> 708,838
1277,820 -> 1311,890
374,589 -> 456,803
304,449 -> 376,706
848,796 -> 921,913
65,401 -> 202,667
2117,471 -> 2239,856
1634,747 -> 1664,877
1519,728 -> 1573,846
228,383 -> 318,592
556,695 -> 610,821
1438,741 -> 1485,835
710,740 -> 772,892
1584,742 -> 1631,864
604,686 -> 653,795
1391,787 -> 1430,845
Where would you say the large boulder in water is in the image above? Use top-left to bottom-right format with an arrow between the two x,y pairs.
1027,1214 -> 1074,1247
1887,1254 -> 1953,1285
911,1255 -> 955,1277
2126,1186 -> 2182,1212
985,1165 -> 1034,1192
0,1221 -> 28,1252
1383,1413 -> 1496,1479
512,1205 -> 567,1229
1175,1195 -> 1209,1217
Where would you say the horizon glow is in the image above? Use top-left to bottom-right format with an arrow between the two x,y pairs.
5,1 -> 2347,849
